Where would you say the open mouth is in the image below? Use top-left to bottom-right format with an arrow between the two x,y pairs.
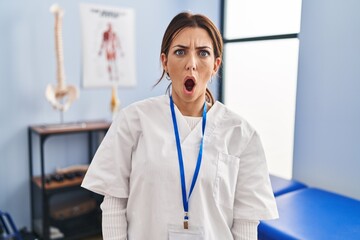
184,79 -> 195,92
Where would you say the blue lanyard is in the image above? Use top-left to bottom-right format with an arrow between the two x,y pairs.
170,96 -> 207,229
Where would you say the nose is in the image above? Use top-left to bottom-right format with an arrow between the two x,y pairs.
185,54 -> 197,71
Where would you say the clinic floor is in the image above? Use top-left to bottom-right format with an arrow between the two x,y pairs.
83,234 -> 102,240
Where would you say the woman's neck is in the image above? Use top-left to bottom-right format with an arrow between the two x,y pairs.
172,94 -> 206,117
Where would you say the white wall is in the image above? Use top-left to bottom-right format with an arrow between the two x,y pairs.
293,0 -> 360,200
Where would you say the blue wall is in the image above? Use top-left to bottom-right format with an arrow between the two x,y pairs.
0,0 -> 220,229
293,0 -> 360,200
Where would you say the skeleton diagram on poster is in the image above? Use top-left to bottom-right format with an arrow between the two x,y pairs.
80,4 -> 136,88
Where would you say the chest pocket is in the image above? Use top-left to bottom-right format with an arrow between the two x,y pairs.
213,152 -> 240,208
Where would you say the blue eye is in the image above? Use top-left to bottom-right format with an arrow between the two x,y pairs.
199,50 -> 210,57
175,49 -> 185,56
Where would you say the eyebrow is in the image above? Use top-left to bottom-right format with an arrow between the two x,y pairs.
172,44 -> 212,50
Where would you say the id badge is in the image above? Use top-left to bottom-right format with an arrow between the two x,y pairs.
168,225 -> 204,240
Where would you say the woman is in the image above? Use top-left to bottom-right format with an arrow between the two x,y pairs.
82,12 -> 278,240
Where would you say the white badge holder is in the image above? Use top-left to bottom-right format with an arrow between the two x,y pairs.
168,225 -> 204,240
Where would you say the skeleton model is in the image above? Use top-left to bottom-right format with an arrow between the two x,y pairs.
45,4 -> 78,112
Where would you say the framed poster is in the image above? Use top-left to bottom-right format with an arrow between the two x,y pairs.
80,3 -> 136,88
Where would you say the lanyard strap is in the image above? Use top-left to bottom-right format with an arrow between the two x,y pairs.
170,96 -> 207,228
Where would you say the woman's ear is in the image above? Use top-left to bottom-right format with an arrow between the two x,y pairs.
213,57 -> 222,74
161,53 -> 168,72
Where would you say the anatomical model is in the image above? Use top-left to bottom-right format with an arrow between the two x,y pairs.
45,4 -> 79,113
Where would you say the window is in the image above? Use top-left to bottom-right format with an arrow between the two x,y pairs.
221,0 -> 302,178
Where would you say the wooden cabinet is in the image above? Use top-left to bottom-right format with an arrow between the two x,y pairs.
28,121 -> 110,240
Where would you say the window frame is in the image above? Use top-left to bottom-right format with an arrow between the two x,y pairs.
218,0 -> 299,101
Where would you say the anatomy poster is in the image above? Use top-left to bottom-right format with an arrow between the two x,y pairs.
80,3 -> 136,87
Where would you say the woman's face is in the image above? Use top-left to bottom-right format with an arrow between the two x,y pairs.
161,27 -> 221,106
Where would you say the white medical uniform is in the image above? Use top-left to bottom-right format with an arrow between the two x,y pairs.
82,95 -> 278,240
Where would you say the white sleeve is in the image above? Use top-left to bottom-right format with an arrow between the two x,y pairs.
81,109 -> 139,198
231,220 -> 259,240
100,195 -> 128,240
234,131 -> 279,220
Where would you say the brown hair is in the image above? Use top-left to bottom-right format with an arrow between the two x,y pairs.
155,12 -> 223,104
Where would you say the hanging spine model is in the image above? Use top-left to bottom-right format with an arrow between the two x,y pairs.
45,4 -> 79,112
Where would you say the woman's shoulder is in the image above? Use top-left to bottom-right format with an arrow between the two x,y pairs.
213,101 -> 255,131
122,95 -> 169,113
111,95 -> 169,129
209,101 -> 257,148
211,102 -> 259,155
116,95 -> 169,123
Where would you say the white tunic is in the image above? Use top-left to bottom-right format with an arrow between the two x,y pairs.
82,95 -> 278,240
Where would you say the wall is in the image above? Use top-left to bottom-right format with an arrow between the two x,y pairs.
293,0 -> 360,200
0,0 -> 220,229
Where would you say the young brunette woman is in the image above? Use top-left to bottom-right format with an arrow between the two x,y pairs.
82,12 -> 278,240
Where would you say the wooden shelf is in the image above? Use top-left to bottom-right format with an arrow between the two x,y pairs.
28,120 -> 108,239
30,120 -> 111,135
33,176 -> 84,190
